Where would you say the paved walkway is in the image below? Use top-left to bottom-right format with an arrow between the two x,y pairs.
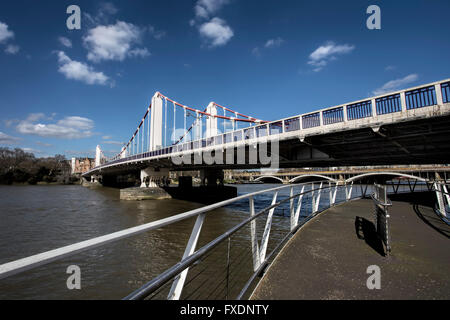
251,197 -> 450,300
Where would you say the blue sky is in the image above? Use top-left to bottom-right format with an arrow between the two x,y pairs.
0,0 -> 449,158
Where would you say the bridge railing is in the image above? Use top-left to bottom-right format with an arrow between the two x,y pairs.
0,180 -> 440,299
433,182 -> 450,222
0,181 -> 365,299
86,79 -> 450,174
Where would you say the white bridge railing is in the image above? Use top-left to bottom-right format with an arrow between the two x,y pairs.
0,179 -> 441,299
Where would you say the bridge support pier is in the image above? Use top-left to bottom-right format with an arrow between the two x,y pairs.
140,167 -> 170,188
200,168 -> 224,187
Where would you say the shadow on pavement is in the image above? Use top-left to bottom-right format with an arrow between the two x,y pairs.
355,216 -> 386,257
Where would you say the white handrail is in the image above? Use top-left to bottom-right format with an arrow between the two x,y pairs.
0,183 -> 297,280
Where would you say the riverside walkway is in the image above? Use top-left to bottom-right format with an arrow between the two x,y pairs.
251,195 -> 450,300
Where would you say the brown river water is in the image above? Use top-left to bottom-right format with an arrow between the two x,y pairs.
0,184 -> 300,300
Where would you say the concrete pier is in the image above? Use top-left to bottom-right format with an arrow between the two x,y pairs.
251,195 -> 450,300
120,187 -> 171,201
120,184 -> 237,204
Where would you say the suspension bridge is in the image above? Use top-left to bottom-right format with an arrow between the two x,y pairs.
1,79 -> 449,300
84,78 -> 450,189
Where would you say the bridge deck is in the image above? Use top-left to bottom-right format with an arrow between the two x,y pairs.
251,196 -> 450,300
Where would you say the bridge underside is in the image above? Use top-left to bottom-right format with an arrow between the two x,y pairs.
90,115 -> 450,178
279,115 -> 450,168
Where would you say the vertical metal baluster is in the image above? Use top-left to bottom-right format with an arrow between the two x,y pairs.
226,237 -> 231,300
249,196 -> 260,271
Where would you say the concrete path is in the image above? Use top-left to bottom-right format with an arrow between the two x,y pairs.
251,198 -> 450,300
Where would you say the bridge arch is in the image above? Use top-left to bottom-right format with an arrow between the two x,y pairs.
254,176 -> 284,184
289,174 -> 338,184
345,172 -> 427,184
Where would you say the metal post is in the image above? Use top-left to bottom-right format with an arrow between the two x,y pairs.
314,182 -> 323,213
292,185 -> 305,231
346,182 -> 353,201
259,192 -> 278,264
249,196 -> 260,272
332,184 -> 338,205
226,237 -> 231,300
289,186 -> 294,219
435,182 -> 447,218
168,213 -> 206,300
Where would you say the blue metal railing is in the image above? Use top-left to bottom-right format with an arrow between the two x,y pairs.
406,85 -> 436,109
322,107 -> 344,125
347,100 -> 372,120
376,93 -> 401,115
284,117 -> 300,132
302,112 -> 320,129
441,82 -> 450,104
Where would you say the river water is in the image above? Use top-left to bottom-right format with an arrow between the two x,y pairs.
0,184 -> 303,300
0,182 -> 421,299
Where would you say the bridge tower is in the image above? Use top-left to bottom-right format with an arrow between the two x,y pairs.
95,145 -> 101,167
150,93 -> 163,151
206,102 -> 218,138
120,146 -> 127,159
139,93 -> 169,189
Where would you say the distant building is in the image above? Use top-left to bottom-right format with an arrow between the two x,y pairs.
70,157 -> 95,174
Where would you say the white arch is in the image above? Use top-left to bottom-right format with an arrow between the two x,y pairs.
289,174 -> 338,184
345,172 -> 427,184
254,176 -> 284,183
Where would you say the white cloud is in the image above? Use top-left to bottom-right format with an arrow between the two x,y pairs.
84,2 -> 118,26
36,141 -> 52,147
372,74 -> 419,96
194,0 -> 229,19
191,0 -> 233,48
99,2 -> 118,16
128,47 -> 150,58
58,36 -> 72,48
0,22 -> 14,43
198,17 -> 233,47
385,65 -> 396,71
4,44 -> 19,54
83,21 -> 149,62
251,47 -> 261,57
57,51 -> 110,86
252,37 -> 284,58
0,132 -> 21,145
147,25 -> 166,40
265,37 -> 284,48
102,140 -> 124,146
308,41 -> 355,72
16,113 -> 95,139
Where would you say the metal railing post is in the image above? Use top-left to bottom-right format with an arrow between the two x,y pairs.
249,196 -> 260,271
346,182 -> 353,201
259,192 -> 278,264
168,213 -> 206,300
434,182 -> 447,218
291,185 -> 305,231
